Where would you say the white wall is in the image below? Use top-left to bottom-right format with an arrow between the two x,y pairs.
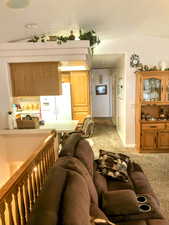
91,69 -> 112,117
113,56 -> 126,145
95,35 -> 169,146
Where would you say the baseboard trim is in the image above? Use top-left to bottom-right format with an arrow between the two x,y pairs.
124,144 -> 136,148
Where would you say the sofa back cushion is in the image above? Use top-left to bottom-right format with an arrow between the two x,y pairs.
75,138 -> 95,177
60,170 -> 91,225
54,156 -> 98,205
27,166 -> 67,225
60,133 -> 82,157
60,133 -> 95,177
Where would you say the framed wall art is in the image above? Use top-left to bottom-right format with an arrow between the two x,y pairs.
95,84 -> 107,95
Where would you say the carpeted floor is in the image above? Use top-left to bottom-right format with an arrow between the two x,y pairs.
89,122 -> 169,220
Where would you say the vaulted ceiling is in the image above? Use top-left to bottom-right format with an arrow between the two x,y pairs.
1,0 -> 169,43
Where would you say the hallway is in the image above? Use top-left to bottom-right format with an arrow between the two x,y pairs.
90,120 -> 134,158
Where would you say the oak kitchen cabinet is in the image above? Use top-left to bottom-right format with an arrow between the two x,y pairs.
136,71 -> 169,153
10,62 -> 61,96
61,71 -> 90,122
141,122 -> 169,152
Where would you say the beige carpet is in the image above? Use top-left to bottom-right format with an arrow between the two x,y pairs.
90,122 -> 169,220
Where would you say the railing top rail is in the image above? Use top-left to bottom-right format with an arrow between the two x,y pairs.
0,130 -> 56,200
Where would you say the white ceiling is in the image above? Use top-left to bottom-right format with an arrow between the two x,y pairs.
1,0 -> 169,43
92,54 -> 124,69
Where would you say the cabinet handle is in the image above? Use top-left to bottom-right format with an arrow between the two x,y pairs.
155,136 -> 157,146
150,126 -> 156,128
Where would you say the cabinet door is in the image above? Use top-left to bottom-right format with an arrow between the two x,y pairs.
141,129 -> 157,151
157,130 -> 169,150
141,76 -> 164,103
70,71 -> 90,122
10,62 -> 61,96
164,76 -> 169,102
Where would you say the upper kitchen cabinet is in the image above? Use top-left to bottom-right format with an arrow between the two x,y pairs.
10,62 -> 61,97
70,71 -> 90,122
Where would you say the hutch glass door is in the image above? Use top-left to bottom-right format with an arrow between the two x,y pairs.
143,78 -> 162,102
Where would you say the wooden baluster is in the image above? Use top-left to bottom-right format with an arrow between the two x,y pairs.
35,162 -> 40,196
46,147 -> 50,172
13,188 -> 21,225
20,185 -> 26,225
32,169 -> 38,200
50,142 -> 54,164
51,144 -> 55,164
52,143 -> 56,163
28,174 -> 34,211
39,158 -> 43,189
40,154 -> 45,184
6,195 -> 15,225
37,163 -> 42,192
43,150 -> 48,175
42,152 -> 47,178
0,201 -> 6,225
24,179 -> 30,220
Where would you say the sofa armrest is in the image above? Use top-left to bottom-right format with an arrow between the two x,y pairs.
101,189 -> 140,216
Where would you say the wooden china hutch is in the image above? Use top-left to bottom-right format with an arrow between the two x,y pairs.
136,71 -> 169,153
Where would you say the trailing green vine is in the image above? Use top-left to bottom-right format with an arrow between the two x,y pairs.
27,29 -> 100,53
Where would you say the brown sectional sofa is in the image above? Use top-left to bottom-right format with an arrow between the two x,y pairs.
28,134 -> 169,225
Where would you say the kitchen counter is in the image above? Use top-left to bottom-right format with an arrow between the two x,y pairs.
39,120 -> 79,132
0,129 -> 52,135
0,120 -> 79,134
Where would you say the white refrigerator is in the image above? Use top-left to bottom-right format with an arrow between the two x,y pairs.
40,83 -> 72,122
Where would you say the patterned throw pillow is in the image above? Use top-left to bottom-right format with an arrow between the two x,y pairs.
96,150 -> 130,182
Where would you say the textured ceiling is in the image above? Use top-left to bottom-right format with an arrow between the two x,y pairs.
92,54 -> 124,69
1,0 -> 169,42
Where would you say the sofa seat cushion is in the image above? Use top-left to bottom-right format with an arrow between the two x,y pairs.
94,171 -> 108,196
106,175 -> 134,191
147,219 -> 169,225
118,220 -> 147,225
129,171 -> 159,205
118,219 -> 169,225
101,190 -> 164,223
60,170 -> 91,225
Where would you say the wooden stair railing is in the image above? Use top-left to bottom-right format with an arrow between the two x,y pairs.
0,130 -> 57,225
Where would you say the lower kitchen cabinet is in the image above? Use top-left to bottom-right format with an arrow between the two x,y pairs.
141,123 -> 169,152
157,130 -> 169,150
141,129 -> 157,152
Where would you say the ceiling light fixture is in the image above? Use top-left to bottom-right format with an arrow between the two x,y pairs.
6,0 -> 30,9
58,66 -> 88,71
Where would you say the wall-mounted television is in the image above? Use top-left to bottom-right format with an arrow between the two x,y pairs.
95,84 -> 107,95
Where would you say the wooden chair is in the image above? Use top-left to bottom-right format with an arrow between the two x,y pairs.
76,115 -> 95,138
60,116 -> 95,147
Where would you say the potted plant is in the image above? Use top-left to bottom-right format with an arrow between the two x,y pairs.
79,29 -> 100,54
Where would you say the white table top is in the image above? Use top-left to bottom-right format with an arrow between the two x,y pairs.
40,120 -> 79,132
0,120 -> 79,134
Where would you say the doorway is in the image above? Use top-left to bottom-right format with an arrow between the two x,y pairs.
90,54 -> 125,149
